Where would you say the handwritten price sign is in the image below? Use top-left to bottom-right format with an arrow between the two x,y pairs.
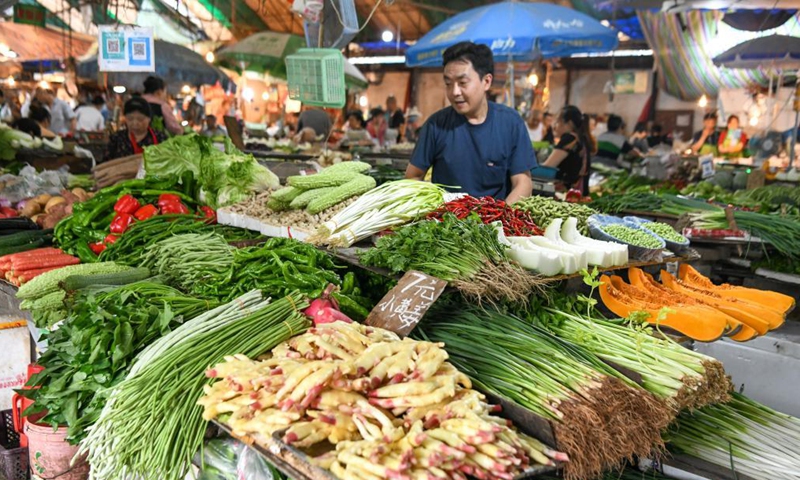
365,271 -> 447,337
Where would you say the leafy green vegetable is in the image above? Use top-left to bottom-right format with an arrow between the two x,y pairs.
20,282 -> 218,443
143,134 -> 279,208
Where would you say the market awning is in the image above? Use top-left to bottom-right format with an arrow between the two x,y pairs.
77,40 -> 233,93
713,35 -> 800,70
0,22 -> 93,62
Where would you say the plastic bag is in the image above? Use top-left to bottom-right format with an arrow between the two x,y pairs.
236,445 -> 284,480
196,438 -> 243,480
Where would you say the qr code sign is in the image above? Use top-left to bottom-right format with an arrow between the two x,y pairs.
107,39 -> 120,53
132,41 -> 146,59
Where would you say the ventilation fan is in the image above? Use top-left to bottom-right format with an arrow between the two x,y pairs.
749,131 -> 783,163
304,0 -> 358,49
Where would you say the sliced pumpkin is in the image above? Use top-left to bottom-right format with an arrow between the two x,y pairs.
679,264 -> 796,315
599,275 -> 727,342
728,324 -> 759,342
661,271 -> 774,335
629,268 -> 744,338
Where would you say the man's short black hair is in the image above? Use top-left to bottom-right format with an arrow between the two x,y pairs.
633,122 -> 647,133
703,112 -> 717,121
651,124 -> 663,134
13,118 -> 40,137
92,95 -> 105,106
442,42 -> 494,79
607,114 -> 624,132
29,105 -> 50,123
144,76 -> 166,94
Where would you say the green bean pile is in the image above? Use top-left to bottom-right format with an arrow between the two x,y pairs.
644,222 -> 687,244
514,196 -> 597,235
601,225 -> 663,249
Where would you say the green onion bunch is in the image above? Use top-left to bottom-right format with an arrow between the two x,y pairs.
666,393 -> 800,480
689,209 -> 800,259
416,306 -> 672,480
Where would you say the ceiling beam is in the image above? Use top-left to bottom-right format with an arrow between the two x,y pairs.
399,0 -> 458,15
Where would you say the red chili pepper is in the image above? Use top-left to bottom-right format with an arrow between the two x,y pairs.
114,194 -> 142,215
200,206 -> 217,224
160,201 -> 191,215
157,193 -> 183,208
88,241 -> 106,255
109,213 -> 135,234
134,204 -> 159,221
104,234 -> 120,244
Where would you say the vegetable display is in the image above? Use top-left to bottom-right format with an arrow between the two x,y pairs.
416,306 -> 671,480
666,393 -> 800,480
199,321 -> 566,480
270,162 -> 377,215
640,221 -> 687,244
143,134 -> 279,207
54,178 -> 203,261
360,214 -> 544,303
600,225 -> 664,249
514,196 -> 597,235
503,218 -> 628,276
81,291 -> 310,480
599,266 -> 792,342
22,282 -> 218,443
426,196 -> 544,236
310,180 -> 445,247
689,209 -> 800,259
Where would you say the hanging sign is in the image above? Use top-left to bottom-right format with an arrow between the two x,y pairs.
13,4 -> 46,27
699,154 -> 715,179
98,26 -> 155,72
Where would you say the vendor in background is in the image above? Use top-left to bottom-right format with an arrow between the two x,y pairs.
690,112 -> 720,155
29,106 -> 56,138
542,112 -> 555,143
0,90 -> 20,123
386,95 -> 405,140
717,115 -> 748,159
542,106 -> 594,195
367,107 -> 387,146
346,110 -> 367,131
75,96 -> 106,132
142,76 -> 183,136
297,106 -> 332,139
594,114 -> 642,169
405,107 -> 422,143
104,97 -> 168,161
647,124 -> 673,149
24,89 -> 75,136
406,42 -> 535,203
527,110 -> 544,142
200,114 -> 227,138
630,122 -> 649,152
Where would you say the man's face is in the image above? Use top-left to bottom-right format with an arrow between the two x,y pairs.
387,98 -> 397,112
704,118 -> 716,130
444,59 -> 490,117
206,117 -> 216,129
543,115 -> 553,127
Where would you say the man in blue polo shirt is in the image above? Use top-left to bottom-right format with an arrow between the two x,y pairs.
405,42 -> 536,203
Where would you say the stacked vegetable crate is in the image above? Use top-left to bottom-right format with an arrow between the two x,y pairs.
0,410 -> 28,480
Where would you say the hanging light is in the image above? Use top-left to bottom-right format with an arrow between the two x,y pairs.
38,80 -> 50,90
205,51 -> 215,63
113,85 -> 127,94
261,91 -> 269,101
181,85 -> 191,94
749,116 -> 759,127
382,30 -> 394,43
527,73 -> 539,86
7,76 -> 15,87
243,87 -> 254,102
698,94 -> 708,108
359,95 -> 368,107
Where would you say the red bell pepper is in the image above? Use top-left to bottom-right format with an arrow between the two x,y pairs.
88,242 -> 106,255
104,234 -> 120,244
134,204 -> 159,221
0,207 -> 18,217
200,206 -> 217,224
161,202 -> 190,215
114,194 -> 141,215
157,194 -> 183,208
109,213 -> 135,234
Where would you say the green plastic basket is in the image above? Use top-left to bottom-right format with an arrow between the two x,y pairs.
285,48 -> 346,108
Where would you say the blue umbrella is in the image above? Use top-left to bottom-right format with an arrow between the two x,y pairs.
406,2 -> 619,67
713,35 -> 800,69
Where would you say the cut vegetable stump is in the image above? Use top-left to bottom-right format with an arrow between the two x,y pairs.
598,274 -> 728,342
679,264 -> 796,315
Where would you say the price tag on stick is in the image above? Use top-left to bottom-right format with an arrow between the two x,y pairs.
365,271 -> 447,337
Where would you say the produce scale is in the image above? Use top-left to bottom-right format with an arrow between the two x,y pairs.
2,134 -> 799,480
